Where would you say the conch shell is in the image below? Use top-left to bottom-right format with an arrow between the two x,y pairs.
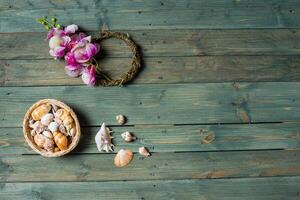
121,131 -> 136,142
31,104 -> 51,121
116,115 -> 126,125
95,123 -> 114,152
53,131 -> 68,150
114,149 -> 133,167
139,147 -> 150,157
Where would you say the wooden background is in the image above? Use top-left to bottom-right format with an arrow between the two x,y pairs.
1,0 -> 300,199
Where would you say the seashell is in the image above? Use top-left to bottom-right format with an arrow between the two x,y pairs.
54,117 -> 62,125
121,131 -> 136,142
33,134 -> 47,148
53,131 -> 68,151
69,127 -> 76,137
95,123 -> 114,153
58,124 -> 67,135
31,104 -> 51,121
55,109 -> 70,121
43,138 -> 54,152
48,121 -> 59,132
42,130 -> 53,139
116,114 -> 126,125
114,149 -> 134,167
139,147 -> 151,157
63,115 -> 74,126
41,113 -> 54,126
30,130 -> 37,136
54,147 -> 60,152
31,121 -> 45,134
51,104 -> 58,112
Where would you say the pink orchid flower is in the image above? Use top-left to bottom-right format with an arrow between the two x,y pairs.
81,65 -> 97,86
71,36 -> 100,63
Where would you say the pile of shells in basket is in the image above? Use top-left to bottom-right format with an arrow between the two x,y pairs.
23,99 -> 81,157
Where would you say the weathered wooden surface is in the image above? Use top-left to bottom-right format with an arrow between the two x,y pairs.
1,0 -> 300,32
1,82 -> 300,127
1,177 -> 300,200
1,123 -> 300,155
1,150 -> 299,182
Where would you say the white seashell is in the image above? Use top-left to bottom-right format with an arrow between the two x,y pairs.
139,147 -> 151,157
41,113 -> 54,126
31,121 -> 45,134
30,129 -> 37,136
95,123 -> 114,152
42,130 -> 53,139
69,128 -> 76,137
121,131 -> 136,142
48,122 -> 59,132
59,124 -> 67,135
116,114 -> 126,125
114,149 -> 134,167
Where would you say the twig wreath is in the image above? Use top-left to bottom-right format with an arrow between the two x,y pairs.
37,16 -> 141,86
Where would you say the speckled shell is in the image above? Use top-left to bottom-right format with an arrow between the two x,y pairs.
34,134 -> 46,148
53,131 -> 68,150
41,113 -> 54,126
116,115 -> 126,125
114,149 -> 133,167
121,131 -> 136,142
31,104 -> 51,121
139,147 -> 150,157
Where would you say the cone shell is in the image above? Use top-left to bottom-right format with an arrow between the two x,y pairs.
139,147 -> 151,157
114,149 -> 133,167
31,104 -> 51,121
53,131 -> 68,150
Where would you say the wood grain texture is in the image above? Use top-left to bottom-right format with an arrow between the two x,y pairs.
1,123 -> 300,155
1,0 -> 300,32
1,55 -> 300,86
2,29 -> 300,59
1,82 -> 300,127
1,177 -> 300,200
0,150 -> 299,182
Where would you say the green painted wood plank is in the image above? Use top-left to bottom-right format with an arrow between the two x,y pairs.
1,177 -> 300,200
0,150 -> 299,182
2,29 -> 300,59
1,123 -> 299,155
1,0 -> 300,32
1,83 -> 300,127
1,56 -> 300,86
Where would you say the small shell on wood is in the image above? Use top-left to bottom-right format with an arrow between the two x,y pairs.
42,130 -> 53,139
95,123 -> 114,153
116,115 -> 126,125
31,104 -> 51,121
121,131 -> 136,142
48,122 -> 59,132
139,147 -> 150,157
34,134 -> 46,148
114,149 -> 133,167
41,113 -> 54,126
53,131 -> 68,151
43,138 -> 55,152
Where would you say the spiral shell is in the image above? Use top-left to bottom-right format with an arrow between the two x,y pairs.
116,115 -> 126,125
114,149 -> 133,167
139,147 -> 150,157
53,131 -> 68,151
31,104 -> 51,121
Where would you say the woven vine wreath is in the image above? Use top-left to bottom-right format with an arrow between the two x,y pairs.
37,16 -> 141,86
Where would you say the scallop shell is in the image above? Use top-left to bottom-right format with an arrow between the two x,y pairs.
95,123 -> 114,153
41,113 -> 54,126
53,131 -> 68,150
116,115 -> 126,125
48,121 -> 59,132
33,134 -> 46,148
31,104 -> 51,121
43,138 -> 55,152
114,149 -> 134,167
42,130 -> 53,139
139,147 -> 151,157
121,131 -> 136,142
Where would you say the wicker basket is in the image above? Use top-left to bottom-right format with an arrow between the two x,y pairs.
23,99 -> 81,157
